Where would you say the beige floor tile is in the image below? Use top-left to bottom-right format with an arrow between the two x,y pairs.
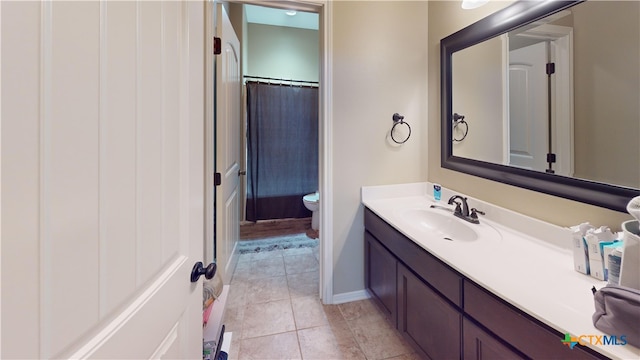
319,310 -> 363,349
232,261 -> 254,283
383,353 -> 423,360
347,309 -> 394,334
322,303 -> 346,325
282,246 -> 314,256
326,319 -> 357,345
283,253 -> 318,275
249,249 -> 284,261
338,298 -> 382,321
286,270 -> 319,298
229,235 -> 418,360
235,257 -> 286,282
222,305 -> 245,333
244,275 -> 289,305
251,257 -> 287,280
334,344 -> 368,360
226,281 -> 248,308
241,299 -> 296,339
291,296 -> 329,329
236,253 -> 254,263
237,331 -> 301,360
298,325 -> 366,360
349,315 -> 414,360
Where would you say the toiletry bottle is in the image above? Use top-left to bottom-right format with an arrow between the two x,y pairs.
608,248 -> 622,285
433,184 -> 441,201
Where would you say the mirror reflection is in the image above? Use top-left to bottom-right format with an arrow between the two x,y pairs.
451,0 -> 639,189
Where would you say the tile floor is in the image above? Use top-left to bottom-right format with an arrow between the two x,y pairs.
223,242 -> 420,359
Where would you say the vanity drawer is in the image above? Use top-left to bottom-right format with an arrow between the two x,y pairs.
364,207 -> 462,307
464,281 -> 605,359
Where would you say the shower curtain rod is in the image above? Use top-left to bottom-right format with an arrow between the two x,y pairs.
243,75 -> 319,85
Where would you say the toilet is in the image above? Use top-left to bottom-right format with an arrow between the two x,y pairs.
303,191 -> 320,230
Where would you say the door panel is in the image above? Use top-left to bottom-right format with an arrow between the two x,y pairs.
1,2 -> 42,358
214,3 -> 241,284
1,1 -> 205,358
509,41 -> 548,171
138,0 -> 165,286
47,2 -> 101,352
103,0 -> 138,315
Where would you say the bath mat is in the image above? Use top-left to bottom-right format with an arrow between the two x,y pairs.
237,233 -> 317,254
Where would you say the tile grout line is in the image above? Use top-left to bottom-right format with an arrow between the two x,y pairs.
338,304 -> 371,360
283,265 -> 307,360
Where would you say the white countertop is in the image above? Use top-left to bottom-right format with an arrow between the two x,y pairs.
362,182 -> 640,360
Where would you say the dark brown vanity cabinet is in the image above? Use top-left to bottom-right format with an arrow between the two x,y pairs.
364,207 -> 607,360
464,282 -> 603,360
397,263 -> 461,359
364,231 -> 397,325
463,318 -> 525,360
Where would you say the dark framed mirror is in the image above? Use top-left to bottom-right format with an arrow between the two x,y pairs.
441,0 -> 639,212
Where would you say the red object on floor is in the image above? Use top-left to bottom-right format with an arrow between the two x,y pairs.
203,301 -> 214,326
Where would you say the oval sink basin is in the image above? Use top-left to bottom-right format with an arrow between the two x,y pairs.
402,209 -> 477,241
398,208 -> 501,243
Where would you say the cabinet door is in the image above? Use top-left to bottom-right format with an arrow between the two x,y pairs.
397,263 -> 461,360
365,231 -> 397,325
463,318 -> 525,360
464,281 -> 604,359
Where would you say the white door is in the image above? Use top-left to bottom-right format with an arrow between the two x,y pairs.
209,3 -> 241,284
508,41 -> 549,172
1,1 -> 206,358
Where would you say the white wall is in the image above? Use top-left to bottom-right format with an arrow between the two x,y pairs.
451,36 -> 504,163
331,1 -> 429,296
246,23 -> 319,82
572,0 -> 640,188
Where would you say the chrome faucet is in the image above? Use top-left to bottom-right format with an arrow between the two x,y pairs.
447,195 -> 484,224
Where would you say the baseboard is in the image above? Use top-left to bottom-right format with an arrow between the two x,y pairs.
331,289 -> 370,305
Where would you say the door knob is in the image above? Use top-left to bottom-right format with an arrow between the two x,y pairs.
238,170 -> 246,176
190,261 -> 217,283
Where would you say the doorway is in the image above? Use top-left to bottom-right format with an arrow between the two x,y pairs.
205,0 -> 333,303
240,4 -> 319,226
239,2 -> 321,292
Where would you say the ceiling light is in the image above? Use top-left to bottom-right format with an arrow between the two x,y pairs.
461,0 -> 489,9
285,10 -> 297,16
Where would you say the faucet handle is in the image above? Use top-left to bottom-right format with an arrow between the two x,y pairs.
470,208 -> 485,219
452,202 -> 462,214
447,198 -> 463,214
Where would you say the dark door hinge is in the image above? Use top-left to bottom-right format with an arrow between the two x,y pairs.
547,153 -> 557,163
214,172 -> 222,186
214,37 -> 221,55
546,62 -> 556,75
